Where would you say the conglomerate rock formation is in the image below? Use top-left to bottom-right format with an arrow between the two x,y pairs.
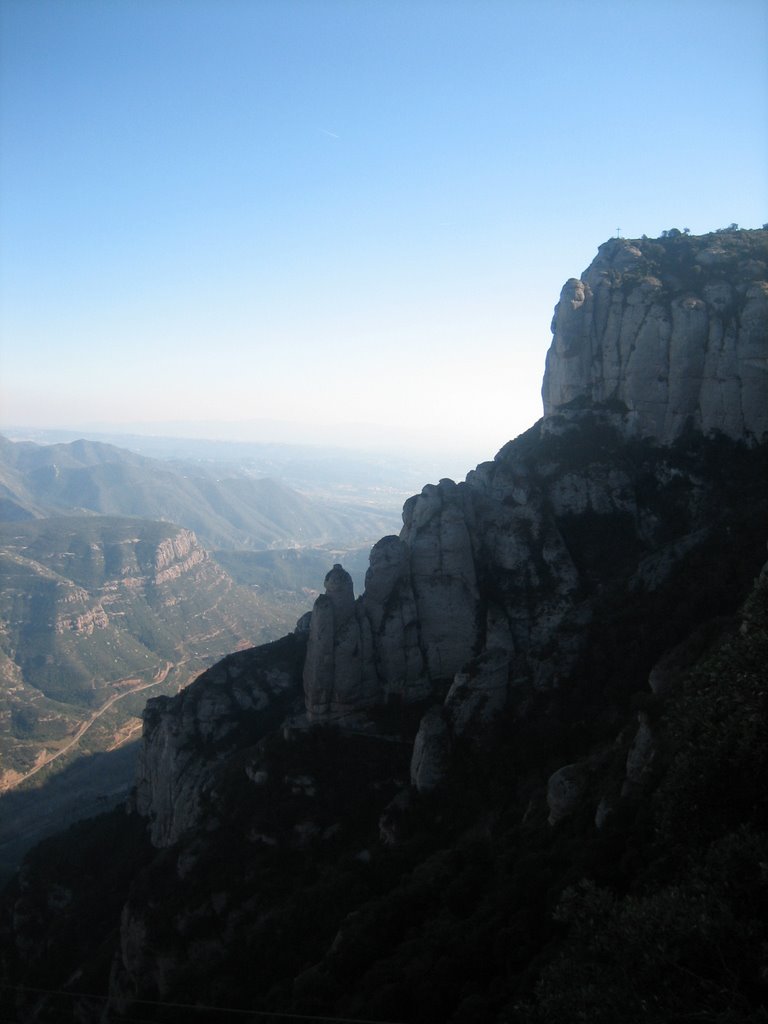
2,228 -> 767,1024
121,229 -> 768,855
541,229 -> 768,442
301,228 -> 768,730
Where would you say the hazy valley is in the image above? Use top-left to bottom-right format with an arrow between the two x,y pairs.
0,433 -> 406,549
0,434 -> 412,867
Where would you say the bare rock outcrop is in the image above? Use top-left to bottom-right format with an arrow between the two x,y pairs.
302,564 -> 380,720
400,479 -> 480,681
542,230 -> 768,444
410,706 -> 451,794
135,635 -> 304,847
302,467 -> 588,725
410,648 -> 520,794
135,230 -> 768,851
444,647 -> 511,738
621,712 -> 658,798
153,530 -> 208,584
54,584 -> 110,634
547,763 -> 588,825
303,481 -> 485,720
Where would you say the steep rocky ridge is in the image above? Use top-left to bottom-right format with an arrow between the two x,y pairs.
2,229 -> 767,1023
300,424 -> 766,741
133,635 -> 306,847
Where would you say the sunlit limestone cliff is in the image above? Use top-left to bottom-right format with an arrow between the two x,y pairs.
2,228 -> 767,1024
542,229 -> 768,441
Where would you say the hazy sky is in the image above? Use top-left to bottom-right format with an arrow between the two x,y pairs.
1,0 -> 766,463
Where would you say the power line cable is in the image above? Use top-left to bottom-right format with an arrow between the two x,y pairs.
0,983 -> 406,1024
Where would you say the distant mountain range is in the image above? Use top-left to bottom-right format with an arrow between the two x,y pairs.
1,428 -> 471,498
0,434 -> 400,549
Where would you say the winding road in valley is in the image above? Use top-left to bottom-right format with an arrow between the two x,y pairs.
4,662 -> 177,791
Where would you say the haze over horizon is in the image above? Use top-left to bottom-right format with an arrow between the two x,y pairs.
1,0 -> 766,466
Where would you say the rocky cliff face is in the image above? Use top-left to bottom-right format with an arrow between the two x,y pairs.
131,229 -> 768,839
541,229 -> 768,443
298,422 -> 767,794
3,229 -> 768,1024
134,635 -> 305,847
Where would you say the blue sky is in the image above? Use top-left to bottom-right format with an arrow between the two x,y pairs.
1,0 -> 766,464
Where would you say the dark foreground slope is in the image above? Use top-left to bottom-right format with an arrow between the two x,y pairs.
1,229 -> 767,1023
